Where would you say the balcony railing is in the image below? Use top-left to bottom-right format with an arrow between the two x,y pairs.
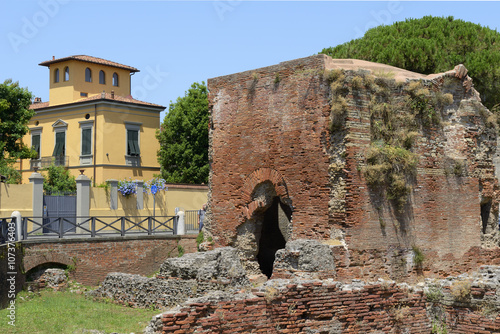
39,156 -> 69,168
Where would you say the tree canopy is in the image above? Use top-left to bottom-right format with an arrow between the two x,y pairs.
0,79 -> 35,183
156,82 -> 209,184
0,79 -> 35,160
320,16 -> 500,111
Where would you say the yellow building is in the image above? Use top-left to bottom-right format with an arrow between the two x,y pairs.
18,55 -> 165,185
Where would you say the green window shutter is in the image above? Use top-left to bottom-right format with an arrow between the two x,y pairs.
82,128 -> 92,155
53,132 -> 65,156
32,134 -> 40,158
52,142 -> 62,156
127,130 -> 140,156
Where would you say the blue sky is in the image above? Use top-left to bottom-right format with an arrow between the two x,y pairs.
1,1 -> 499,120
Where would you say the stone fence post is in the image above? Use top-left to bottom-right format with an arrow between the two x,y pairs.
76,173 -> 91,233
107,179 -> 118,210
29,171 -> 44,217
136,180 -> 144,210
29,172 -> 44,233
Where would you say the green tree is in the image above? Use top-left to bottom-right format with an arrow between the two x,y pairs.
0,79 -> 36,160
0,160 -> 22,184
320,16 -> 500,111
42,165 -> 76,194
0,79 -> 36,183
157,82 -> 209,184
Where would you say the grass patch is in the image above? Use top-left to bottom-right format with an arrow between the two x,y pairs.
0,289 -> 158,334
196,230 -> 204,251
178,244 -> 185,257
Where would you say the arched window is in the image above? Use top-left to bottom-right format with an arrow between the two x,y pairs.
99,70 -> 105,85
85,68 -> 92,82
112,72 -> 119,87
64,67 -> 69,81
54,68 -> 59,83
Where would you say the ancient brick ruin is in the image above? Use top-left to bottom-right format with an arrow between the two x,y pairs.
88,55 -> 500,334
160,266 -> 500,334
206,54 -> 499,282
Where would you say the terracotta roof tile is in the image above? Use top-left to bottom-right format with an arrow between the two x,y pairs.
29,101 -> 50,110
29,93 -> 164,110
39,55 -> 139,72
78,92 -> 164,108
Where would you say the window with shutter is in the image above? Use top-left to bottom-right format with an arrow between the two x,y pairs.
127,129 -> 140,156
53,132 -> 65,156
82,128 -> 92,155
32,134 -> 40,158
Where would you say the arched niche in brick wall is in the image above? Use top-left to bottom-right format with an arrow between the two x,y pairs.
241,168 -> 291,218
237,168 -> 293,278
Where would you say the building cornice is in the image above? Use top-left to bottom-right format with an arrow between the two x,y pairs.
31,99 -> 165,114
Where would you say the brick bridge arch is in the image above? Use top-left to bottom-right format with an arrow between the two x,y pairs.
20,236 -> 197,285
23,251 -> 73,273
241,167 -> 290,219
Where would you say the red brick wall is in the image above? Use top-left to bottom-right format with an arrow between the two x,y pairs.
161,279 -> 500,334
207,55 -> 332,245
22,235 -> 197,285
331,66 -> 497,282
208,54 -> 498,281
162,281 -> 430,334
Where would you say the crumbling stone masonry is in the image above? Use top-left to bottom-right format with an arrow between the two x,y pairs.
158,265 -> 500,334
206,54 -> 499,281
88,247 -> 250,309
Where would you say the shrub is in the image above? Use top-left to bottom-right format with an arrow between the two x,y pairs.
450,280 -> 472,301
43,164 -> 76,194
351,76 -> 363,90
326,69 -> 343,83
274,73 -> 281,84
432,320 -> 448,334
412,246 -> 425,266
364,144 -> 417,210
392,305 -> 411,323
196,231 -> 204,251
0,160 -> 22,184
330,96 -> 349,130
425,285 -> 444,303
264,286 -> 278,303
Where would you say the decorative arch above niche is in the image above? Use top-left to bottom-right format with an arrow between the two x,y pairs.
241,167 -> 290,219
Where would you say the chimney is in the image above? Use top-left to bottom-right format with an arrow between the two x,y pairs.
52,56 -> 55,60
34,97 -> 42,103
111,90 -> 114,99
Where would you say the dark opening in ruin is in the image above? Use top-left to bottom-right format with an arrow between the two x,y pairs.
481,200 -> 492,234
257,197 -> 290,278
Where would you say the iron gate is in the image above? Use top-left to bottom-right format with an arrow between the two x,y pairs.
43,195 -> 77,234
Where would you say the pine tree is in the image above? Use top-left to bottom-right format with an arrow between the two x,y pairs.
321,16 -> 500,110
